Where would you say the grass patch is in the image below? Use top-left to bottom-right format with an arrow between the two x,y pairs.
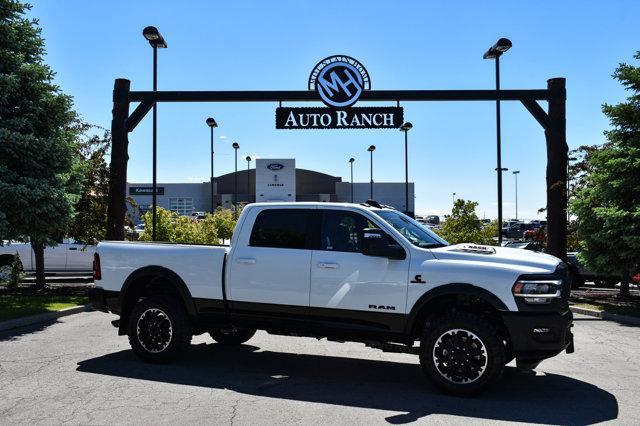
574,303 -> 640,318
0,295 -> 87,322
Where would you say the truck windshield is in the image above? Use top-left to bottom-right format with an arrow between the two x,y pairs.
374,210 -> 449,248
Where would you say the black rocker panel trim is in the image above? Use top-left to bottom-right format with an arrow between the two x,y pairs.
221,301 -> 407,337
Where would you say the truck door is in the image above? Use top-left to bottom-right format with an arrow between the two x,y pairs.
310,208 -> 410,314
63,238 -> 95,271
227,207 -> 315,307
42,240 -> 67,271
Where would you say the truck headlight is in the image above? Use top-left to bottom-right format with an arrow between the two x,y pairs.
512,280 -> 562,304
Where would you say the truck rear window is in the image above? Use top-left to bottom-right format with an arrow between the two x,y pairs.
249,209 -> 314,249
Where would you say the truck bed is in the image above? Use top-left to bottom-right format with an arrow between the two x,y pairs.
98,241 -> 228,301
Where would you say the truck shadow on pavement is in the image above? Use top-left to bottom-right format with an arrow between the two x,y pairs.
77,343 -> 618,424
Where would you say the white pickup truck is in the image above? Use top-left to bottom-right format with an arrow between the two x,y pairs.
90,201 -> 573,396
0,239 -> 95,280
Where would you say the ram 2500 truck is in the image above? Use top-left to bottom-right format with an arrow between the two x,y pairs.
89,202 -> 573,396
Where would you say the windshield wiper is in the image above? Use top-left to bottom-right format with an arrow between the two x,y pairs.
418,243 -> 447,248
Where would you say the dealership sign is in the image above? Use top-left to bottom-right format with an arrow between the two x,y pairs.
129,186 -> 164,196
266,163 -> 285,170
276,106 -> 402,129
276,55 -> 403,130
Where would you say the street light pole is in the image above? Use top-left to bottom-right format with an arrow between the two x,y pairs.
452,192 -> 456,207
206,117 -> 218,213
232,142 -> 239,215
400,122 -> 413,214
246,156 -> 251,203
484,37 -> 512,244
513,170 -> 520,220
348,158 -> 355,203
367,145 -> 376,200
142,26 -> 167,241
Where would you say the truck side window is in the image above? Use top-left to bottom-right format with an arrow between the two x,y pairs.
249,209 -> 313,249
320,210 -> 377,253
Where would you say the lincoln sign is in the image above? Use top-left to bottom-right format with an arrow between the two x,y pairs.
275,55 -> 404,130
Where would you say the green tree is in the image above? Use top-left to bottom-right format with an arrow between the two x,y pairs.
0,0 -> 83,288
210,207 -> 236,241
436,199 -> 497,245
68,122 -> 110,245
571,52 -> 640,298
138,208 -> 176,242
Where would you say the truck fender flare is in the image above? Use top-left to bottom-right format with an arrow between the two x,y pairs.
405,283 -> 509,334
120,265 -> 197,318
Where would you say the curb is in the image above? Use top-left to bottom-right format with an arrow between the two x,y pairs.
570,306 -> 640,326
0,304 -> 94,332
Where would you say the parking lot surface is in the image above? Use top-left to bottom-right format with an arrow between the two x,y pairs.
0,312 -> 638,424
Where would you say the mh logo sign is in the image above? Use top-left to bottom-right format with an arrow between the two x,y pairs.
309,55 -> 371,108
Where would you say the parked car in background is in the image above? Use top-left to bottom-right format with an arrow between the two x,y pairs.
0,239 -> 96,280
566,252 -> 620,289
425,215 -> 440,225
502,222 -> 543,240
191,211 -> 207,220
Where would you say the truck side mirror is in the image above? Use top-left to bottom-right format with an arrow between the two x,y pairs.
362,228 -> 406,260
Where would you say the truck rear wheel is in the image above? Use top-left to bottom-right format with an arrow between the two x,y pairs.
209,327 -> 256,346
419,312 -> 505,396
127,295 -> 192,363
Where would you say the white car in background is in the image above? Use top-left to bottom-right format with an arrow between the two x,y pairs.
0,238 -> 95,280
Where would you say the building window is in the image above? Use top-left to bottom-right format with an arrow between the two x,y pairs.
169,198 -> 194,216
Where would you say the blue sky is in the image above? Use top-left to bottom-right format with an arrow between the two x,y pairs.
30,0 -> 637,218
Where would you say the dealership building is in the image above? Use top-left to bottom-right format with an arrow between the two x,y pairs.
127,159 -> 413,222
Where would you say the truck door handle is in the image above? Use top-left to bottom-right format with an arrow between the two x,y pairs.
68,248 -> 77,250
318,262 -> 339,269
236,258 -> 256,264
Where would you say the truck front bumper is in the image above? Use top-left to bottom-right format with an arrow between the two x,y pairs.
501,309 -> 574,369
88,287 -> 120,314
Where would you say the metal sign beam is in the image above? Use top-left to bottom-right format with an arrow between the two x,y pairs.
127,89 -> 551,103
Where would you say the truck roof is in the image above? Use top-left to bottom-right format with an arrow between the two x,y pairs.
245,201 -> 397,211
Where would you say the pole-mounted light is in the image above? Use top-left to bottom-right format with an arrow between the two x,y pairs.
348,157 -> 355,203
142,26 -> 168,48
484,37 -> 512,244
400,122 -> 413,214
206,117 -> 218,213
142,26 -> 168,241
483,38 -> 511,59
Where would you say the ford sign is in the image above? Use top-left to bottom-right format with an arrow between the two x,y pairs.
267,163 -> 285,171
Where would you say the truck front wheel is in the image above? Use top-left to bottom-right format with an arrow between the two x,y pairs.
419,312 -> 505,396
127,295 -> 192,363
209,327 -> 256,346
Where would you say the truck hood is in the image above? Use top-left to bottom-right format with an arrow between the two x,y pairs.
430,243 -> 561,274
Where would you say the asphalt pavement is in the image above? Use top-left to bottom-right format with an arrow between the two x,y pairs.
0,312 -> 638,424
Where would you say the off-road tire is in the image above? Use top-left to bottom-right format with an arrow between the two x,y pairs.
209,327 -> 256,346
419,311 -> 505,396
128,295 -> 192,363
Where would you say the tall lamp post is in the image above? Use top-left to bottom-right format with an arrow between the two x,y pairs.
452,192 -> 456,207
483,37 -> 512,244
367,145 -> 376,200
206,117 -> 218,213
142,26 -> 167,241
245,156 -> 252,203
400,122 -> 413,214
348,158 -> 355,203
232,142 -> 239,215
512,170 -> 520,220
